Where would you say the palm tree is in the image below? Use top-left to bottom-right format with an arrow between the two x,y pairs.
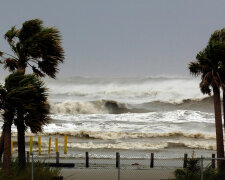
0,72 -> 49,170
208,29 -> 225,129
189,42 -> 225,168
0,19 -> 64,167
12,72 -> 50,168
0,85 -> 15,172
0,19 -> 64,77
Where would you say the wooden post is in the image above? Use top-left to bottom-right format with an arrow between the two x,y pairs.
56,152 -> 59,164
11,140 -> 13,155
55,138 -> 58,153
38,136 -> 41,155
48,137 -> 51,154
116,152 -> 119,168
183,154 -> 188,168
27,151 -> 30,163
30,136 -> 33,154
64,135 -> 67,154
150,153 -> 154,168
86,152 -> 89,168
212,154 -> 215,168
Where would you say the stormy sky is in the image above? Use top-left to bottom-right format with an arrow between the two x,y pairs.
0,0 -> 225,78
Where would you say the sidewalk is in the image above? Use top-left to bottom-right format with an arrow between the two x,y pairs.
61,168 -> 175,180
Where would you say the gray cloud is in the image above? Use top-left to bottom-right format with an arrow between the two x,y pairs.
0,0 -> 225,79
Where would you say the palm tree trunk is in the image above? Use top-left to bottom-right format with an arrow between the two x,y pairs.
223,91 -> 225,129
0,131 -> 4,162
17,116 -> 26,168
18,65 -> 25,74
3,123 -> 11,172
213,86 -> 224,169
16,68 -> 26,168
2,108 -> 13,173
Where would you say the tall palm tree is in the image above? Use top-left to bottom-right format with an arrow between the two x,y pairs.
189,42 -> 225,168
0,19 -> 64,167
208,29 -> 225,129
0,72 -> 50,170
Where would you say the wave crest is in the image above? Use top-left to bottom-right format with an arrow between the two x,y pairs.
37,140 -> 216,151
50,97 -> 213,115
45,130 -> 215,140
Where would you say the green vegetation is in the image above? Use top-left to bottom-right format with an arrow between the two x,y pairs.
0,160 -> 60,180
174,158 -> 225,180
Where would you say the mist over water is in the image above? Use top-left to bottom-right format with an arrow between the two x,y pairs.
48,76 -> 212,114
48,76 -> 205,104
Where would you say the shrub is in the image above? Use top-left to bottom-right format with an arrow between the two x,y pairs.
0,160 -> 61,180
174,158 -> 225,180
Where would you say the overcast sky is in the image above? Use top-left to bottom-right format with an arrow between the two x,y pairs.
0,0 -> 225,78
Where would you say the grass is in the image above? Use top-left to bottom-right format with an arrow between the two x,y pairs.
0,160 -> 61,180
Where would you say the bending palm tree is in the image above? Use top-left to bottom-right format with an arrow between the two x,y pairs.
0,19 -> 64,167
0,72 -> 49,171
189,43 -> 224,168
0,19 -> 64,77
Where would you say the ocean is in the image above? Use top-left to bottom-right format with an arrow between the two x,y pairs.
0,76 -> 218,158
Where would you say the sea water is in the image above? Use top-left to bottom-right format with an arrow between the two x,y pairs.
0,76 -> 218,158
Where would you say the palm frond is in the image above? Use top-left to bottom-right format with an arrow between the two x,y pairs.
32,66 -> 45,77
38,58 -> 59,78
188,62 -> 201,76
3,58 -> 18,71
4,26 -> 19,44
2,19 -> 64,79
3,71 -> 50,132
18,19 -> 43,42
200,72 -> 212,95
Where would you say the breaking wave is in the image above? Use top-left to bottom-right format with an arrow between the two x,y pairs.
44,130 -> 216,140
50,97 -> 213,114
64,141 -> 216,151
30,140 -> 216,151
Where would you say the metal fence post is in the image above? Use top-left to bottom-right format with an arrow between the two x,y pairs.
86,152 -> 89,168
212,154 -> 215,168
118,153 -> 120,180
56,152 -> 60,164
201,155 -> 203,180
27,151 -> 30,163
183,153 -> 188,168
150,153 -> 154,168
31,153 -> 34,180
116,152 -> 119,168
